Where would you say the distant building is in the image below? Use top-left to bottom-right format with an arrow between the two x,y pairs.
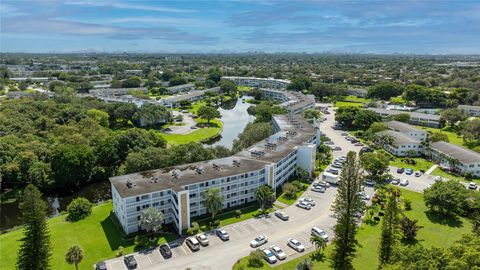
222,76 -> 290,90
166,84 -> 196,94
160,87 -> 220,108
376,130 -> 423,157
429,141 -> 480,177
347,88 -> 368,97
385,121 -> 428,142
10,77 -> 55,82
259,88 -> 315,114
367,107 -> 441,128
458,105 -> 480,117
89,87 -> 148,97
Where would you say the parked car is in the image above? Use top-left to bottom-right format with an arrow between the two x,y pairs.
354,142 -> 364,146
287,238 -> 305,252
296,201 -> 311,210
341,132 -> 348,136
301,197 -> 316,206
414,171 -> 422,177
358,192 -> 370,200
325,141 -> 334,145
332,163 -> 343,169
124,255 -> 137,269
468,182 -> 478,190
359,146 -> 374,155
364,179 -> 375,186
314,180 -> 330,188
333,146 -> 342,151
275,211 -> 289,221
270,245 -> 286,260
95,262 -> 107,270
434,176 -> 444,182
216,229 -> 230,241
396,168 -> 405,174
262,249 -> 277,264
159,244 -> 172,258
311,227 -> 329,241
391,178 -> 400,185
186,237 -> 201,251
250,235 -> 268,248
400,179 -> 409,186
405,168 -> 414,175
311,186 -> 326,193
196,234 -> 209,246
326,168 -> 339,175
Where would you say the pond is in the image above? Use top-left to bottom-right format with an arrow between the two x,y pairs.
203,95 -> 255,148
1,96 -> 255,231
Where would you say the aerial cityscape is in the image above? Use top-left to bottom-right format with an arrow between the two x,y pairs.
1,1 -> 479,270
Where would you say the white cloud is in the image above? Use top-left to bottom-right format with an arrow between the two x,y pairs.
0,3 -> 27,17
65,0 -> 196,13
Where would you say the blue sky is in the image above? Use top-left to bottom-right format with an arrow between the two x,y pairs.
1,0 -> 479,54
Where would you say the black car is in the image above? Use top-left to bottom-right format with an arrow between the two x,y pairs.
124,255 -> 137,269
396,168 -> 405,174
359,146 -> 374,155
95,261 -> 107,270
159,244 -> 172,258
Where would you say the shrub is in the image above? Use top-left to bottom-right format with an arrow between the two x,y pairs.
235,209 -> 242,218
187,222 -> 200,235
116,246 -> 124,257
292,180 -> 304,190
282,183 -> 298,199
210,219 -> 220,228
404,199 -> 412,211
296,259 -> 313,270
400,216 -> 423,241
247,249 -> 264,268
134,235 -> 149,248
66,197 -> 92,221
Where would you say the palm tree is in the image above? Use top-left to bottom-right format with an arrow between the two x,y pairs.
310,234 -> 327,254
255,185 -> 275,211
65,245 -> 84,270
139,207 -> 164,235
204,188 -> 224,221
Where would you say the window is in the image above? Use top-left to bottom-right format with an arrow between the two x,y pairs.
152,202 -> 159,207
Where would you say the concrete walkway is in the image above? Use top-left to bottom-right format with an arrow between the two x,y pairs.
425,164 -> 438,175
274,200 -> 289,208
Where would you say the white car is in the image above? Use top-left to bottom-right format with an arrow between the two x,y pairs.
287,238 -> 305,252
274,211 -> 289,221
358,192 -> 370,200
270,245 -> 286,260
434,176 -> 444,182
468,182 -> 478,190
314,180 -> 330,188
216,229 -> 230,241
250,235 -> 268,248
391,178 -> 400,185
311,186 -> 326,193
400,179 -> 409,186
296,201 -> 311,210
301,197 -> 316,206
311,227 -> 329,241
262,249 -> 277,264
195,234 -> 209,246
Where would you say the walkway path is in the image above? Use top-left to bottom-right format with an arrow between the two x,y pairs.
425,164 -> 438,175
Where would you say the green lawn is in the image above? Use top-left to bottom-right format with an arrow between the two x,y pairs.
334,101 -> 365,108
344,95 -> 371,103
159,118 -> 222,145
276,183 -> 310,205
194,204 -> 273,231
0,202 -> 176,270
430,167 -> 480,184
413,126 -> 466,149
389,157 -> 434,172
233,189 -> 472,270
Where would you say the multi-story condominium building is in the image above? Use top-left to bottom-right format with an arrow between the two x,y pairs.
89,87 -> 148,97
110,90 -> 320,235
429,141 -> 480,177
222,76 -> 291,90
367,107 -> 441,128
385,121 -> 428,142
166,84 -> 196,94
160,87 -> 221,108
376,130 -> 423,157
458,105 -> 480,117
259,89 -> 316,114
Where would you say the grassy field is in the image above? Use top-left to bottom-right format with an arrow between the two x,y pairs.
333,96 -> 371,108
0,202 -> 176,270
159,118 -> 222,145
413,126 -> 466,148
389,157 -> 435,172
233,188 -> 472,270
430,167 -> 480,184
276,183 -> 310,205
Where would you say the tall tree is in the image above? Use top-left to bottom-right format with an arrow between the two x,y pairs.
65,245 -> 84,270
330,151 -> 365,270
204,188 -> 224,220
310,234 -> 327,255
197,105 -> 221,125
360,152 -> 390,183
378,191 -> 401,266
255,185 -> 275,211
16,184 -> 52,270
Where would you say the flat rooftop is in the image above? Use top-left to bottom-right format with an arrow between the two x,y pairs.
367,107 -> 441,121
110,156 -> 271,198
431,141 -> 480,164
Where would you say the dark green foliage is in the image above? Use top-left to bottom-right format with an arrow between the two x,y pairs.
249,101 -> 288,123
16,184 -> 52,270
168,76 -> 187,86
330,151 -> 365,269
423,180 -> 468,216
379,192 -> 401,266
247,249 -> 264,268
197,105 -> 221,124
399,216 -> 423,242
50,144 -> 95,189
368,81 -> 404,100
232,122 -> 272,153
67,197 -> 93,221
255,185 -> 275,210
288,76 -> 312,91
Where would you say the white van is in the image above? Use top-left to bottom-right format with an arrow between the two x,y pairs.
186,237 -> 200,251
322,171 -> 339,185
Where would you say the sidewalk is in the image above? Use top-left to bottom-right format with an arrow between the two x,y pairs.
425,164 -> 438,175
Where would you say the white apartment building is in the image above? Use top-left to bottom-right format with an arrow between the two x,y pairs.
110,90 -> 320,235
367,107 -> 442,128
458,105 -> 480,117
166,84 -> 196,94
159,87 -> 221,108
385,121 -> 428,142
429,141 -> 480,177
259,89 -> 316,114
222,76 -> 291,90
376,130 -> 423,157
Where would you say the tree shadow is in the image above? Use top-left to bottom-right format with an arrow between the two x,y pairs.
425,210 -> 463,228
400,237 -> 422,246
310,251 -> 326,262
100,212 -> 134,251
